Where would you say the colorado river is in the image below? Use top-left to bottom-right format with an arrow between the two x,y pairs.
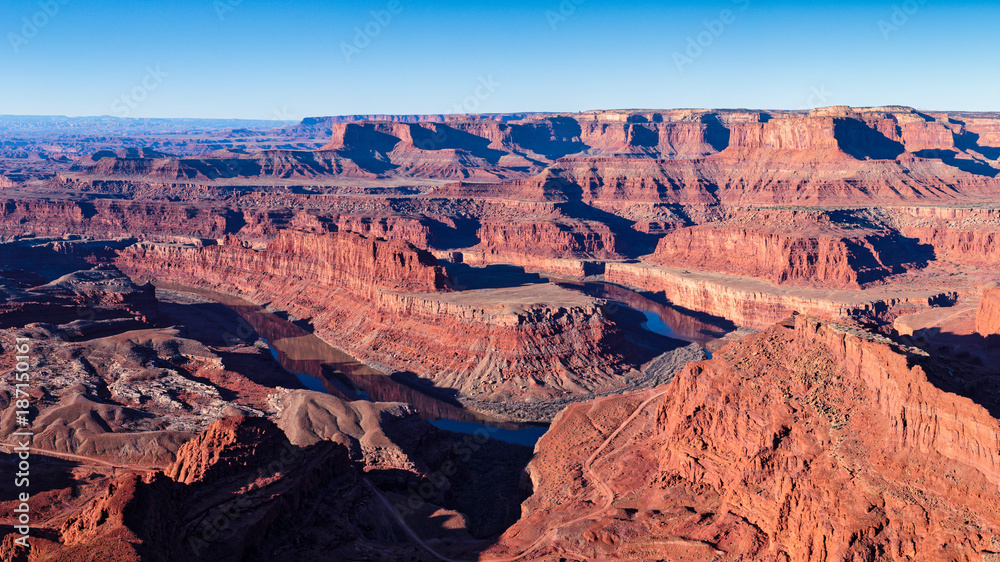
154,279 -> 733,446
558,280 -> 734,352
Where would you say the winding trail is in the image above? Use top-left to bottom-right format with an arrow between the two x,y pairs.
362,477 -> 469,562
2,390 -> 669,561
352,391 -> 668,561
477,389 -> 669,561
0,443 -> 164,472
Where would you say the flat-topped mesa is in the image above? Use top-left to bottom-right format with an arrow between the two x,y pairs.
649,209 -> 931,289
320,120 -> 536,179
489,314 -> 1000,560
604,260 -> 953,330
119,230 -> 451,298
321,121 -> 412,152
726,115 -> 842,153
115,229 -> 670,417
574,120 -> 724,158
48,107 -> 1000,211
324,120 -> 520,152
804,106 -> 965,153
322,114 -> 727,167
722,111 -> 958,159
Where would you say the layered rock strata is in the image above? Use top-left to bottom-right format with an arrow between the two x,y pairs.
487,314 -> 1000,560
116,231 -> 674,414
605,262 -> 954,330
0,265 -> 157,329
977,287 -> 1000,336
650,209 -> 932,289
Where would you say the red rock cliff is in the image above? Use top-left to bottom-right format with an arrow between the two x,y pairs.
116,231 -> 659,414
649,210 -> 929,289
120,230 -> 449,298
487,315 -> 1000,560
977,287 -> 1000,336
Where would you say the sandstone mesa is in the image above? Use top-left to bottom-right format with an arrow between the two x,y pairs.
1,106 -> 999,561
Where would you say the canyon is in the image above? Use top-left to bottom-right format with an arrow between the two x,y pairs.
485,314 -> 1000,561
2,107 -> 1000,560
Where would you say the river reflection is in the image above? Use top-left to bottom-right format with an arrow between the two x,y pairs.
155,282 -> 538,433
155,279 -> 734,444
559,281 -> 735,347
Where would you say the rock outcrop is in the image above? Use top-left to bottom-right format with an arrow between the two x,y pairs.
977,287 -> 1000,336
650,209 -> 931,288
49,108 -> 1000,212
895,206 -> 1000,266
165,416 -> 288,484
116,230 -> 676,416
40,416 -> 409,562
122,230 -> 450,295
1,408 -> 532,561
474,220 -> 619,259
0,198 -> 235,239
605,261 -> 952,329
487,315 -> 1000,560
0,265 -> 157,329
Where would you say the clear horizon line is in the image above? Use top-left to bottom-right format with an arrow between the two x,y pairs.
2,105 -> 998,123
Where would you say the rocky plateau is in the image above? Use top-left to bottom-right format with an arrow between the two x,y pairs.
2,107 -> 1000,560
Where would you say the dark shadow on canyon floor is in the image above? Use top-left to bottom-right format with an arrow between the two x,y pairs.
898,329 -> 1000,418
0,453 -> 83,501
441,262 -> 546,290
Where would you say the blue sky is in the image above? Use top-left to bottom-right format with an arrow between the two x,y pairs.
1,0 -> 997,119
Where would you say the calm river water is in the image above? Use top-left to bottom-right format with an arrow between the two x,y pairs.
158,280 -> 733,446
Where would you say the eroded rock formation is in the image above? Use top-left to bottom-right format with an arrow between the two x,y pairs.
487,314 -> 1000,560
3,107 -> 1000,560
0,265 -> 157,329
977,287 -> 1000,336
650,209 -> 933,289
115,230 -> 678,417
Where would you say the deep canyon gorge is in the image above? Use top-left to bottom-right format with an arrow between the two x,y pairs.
2,107 -> 1000,561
